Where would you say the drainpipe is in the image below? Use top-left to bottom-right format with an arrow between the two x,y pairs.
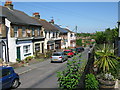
6,26 -> 9,63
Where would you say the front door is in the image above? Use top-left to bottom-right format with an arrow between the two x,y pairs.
17,47 -> 21,60
42,43 -> 44,53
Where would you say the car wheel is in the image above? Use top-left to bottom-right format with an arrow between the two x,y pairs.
61,60 -> 63,63
11,79 -> 19,89
51,61 -> 53,63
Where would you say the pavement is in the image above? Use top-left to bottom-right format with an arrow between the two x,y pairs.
14,58 -> 50,75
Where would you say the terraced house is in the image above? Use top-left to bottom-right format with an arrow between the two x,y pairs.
0,1 -> 45,62
52,24 -> 68,49
0,16 -> 9,62
64,28 -> 76,48
32,13 -> 61,51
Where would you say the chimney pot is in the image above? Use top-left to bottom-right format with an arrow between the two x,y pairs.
33,12 -> 40,19
49,19 -> 54,24
4,0 -> 13,10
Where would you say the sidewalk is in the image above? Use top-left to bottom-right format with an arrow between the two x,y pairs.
15,59 -> 50,75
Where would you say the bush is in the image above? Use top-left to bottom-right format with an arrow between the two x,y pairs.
24,56 -> 33,63
57,57 -> 81,89
16,58 -> 21,63
85,73 -> 99,90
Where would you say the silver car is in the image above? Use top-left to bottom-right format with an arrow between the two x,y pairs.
51,52 -> 68,63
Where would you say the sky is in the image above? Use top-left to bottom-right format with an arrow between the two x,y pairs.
1,1 -> 119,33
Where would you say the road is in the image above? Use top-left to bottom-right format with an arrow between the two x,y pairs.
18,48 -> 89,88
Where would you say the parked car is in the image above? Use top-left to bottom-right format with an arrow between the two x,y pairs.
51,52 -> 68,63
64,50 -> 74,58
0,66 -> 20,90
71,48 -> 78,55
76,47 -> 84,53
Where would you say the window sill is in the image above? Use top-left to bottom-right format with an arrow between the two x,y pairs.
24,53 -> 31,56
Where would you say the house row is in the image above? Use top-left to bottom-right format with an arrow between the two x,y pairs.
0,1 -> 76,63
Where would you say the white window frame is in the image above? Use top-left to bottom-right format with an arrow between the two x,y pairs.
14,26 -> 18,37
35,43 -> 40,51
23,45 -> 30,55
22,27 -> 26,37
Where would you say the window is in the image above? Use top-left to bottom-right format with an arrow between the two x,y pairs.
14,26 -> 18,37
31,27 -> 34,36
45,31 -> 47,38
37,28 -> 40,36
23,45 -> 30,54
53,32 -> 55,38
53,53 -> 61,56
22,27 -> 26,37
49,32 -> 51,38
0,69 -> 11,78
70,34 -> 73,37
35,43 -> 40,51
56,32 -> 58,38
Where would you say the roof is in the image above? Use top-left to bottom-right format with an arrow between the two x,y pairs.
64,50 -> 71,51
0,6 -> 42,26
53,24 -> 68,34
63,28 -> 74,33
32,18 -> 59,32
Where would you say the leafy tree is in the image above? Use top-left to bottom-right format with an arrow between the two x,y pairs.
94,31 -> 106,44
76,39 -> 82,46
94,27 -> 118,44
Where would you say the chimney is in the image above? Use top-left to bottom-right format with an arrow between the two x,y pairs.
4,1 -> 13,10
33,12 -> 40,19
49,19 -> 54,24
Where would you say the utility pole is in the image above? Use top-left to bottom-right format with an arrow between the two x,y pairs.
75,26 -> 77,39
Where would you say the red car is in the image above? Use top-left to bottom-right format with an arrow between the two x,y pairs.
64,50 -> 74,57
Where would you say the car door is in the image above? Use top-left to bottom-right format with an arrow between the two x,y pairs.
2,68 -> 12,89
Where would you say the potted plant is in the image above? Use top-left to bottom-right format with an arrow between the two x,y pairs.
96,73 -> 116,88
94,44 -> 118,88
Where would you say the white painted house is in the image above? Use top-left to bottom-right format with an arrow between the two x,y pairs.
0,16 -> 9,62
0,1 -> 44,62
64,28 -> 76,48
32,14 -> 61,51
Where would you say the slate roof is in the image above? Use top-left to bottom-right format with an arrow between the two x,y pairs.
32,18 -> 59,32
0,6 -> 42,26
53,24 -> 68,34
63,28 -> 74,33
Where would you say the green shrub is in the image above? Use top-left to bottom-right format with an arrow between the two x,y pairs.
85,73 -> 99,90
24,56 -> 33,63
16,58 -> 21,63
57,57 -> 81,89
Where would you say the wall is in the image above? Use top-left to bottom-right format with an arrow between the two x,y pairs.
16,41 -> 33,60
5,18 -> 16,62
33,41 -> 44,53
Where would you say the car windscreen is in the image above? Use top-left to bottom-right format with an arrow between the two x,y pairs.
53,53 -> 62,56
64,51 -> 71,53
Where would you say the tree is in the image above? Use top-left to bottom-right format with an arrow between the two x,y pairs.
94,27 -> 119,44
94,31 -> 106,44
76,39 -> 82,46
94,44 -> 118,73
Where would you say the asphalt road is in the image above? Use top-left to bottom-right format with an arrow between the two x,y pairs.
18,47 -> 89,88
